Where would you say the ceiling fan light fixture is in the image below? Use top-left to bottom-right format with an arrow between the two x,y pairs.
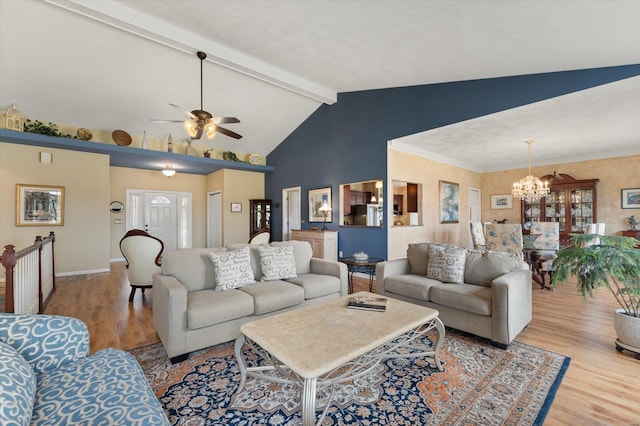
205,123 -> 216,139
185,120 -> 198,138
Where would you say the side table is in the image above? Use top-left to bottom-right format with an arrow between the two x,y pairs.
339,257 -> 383,293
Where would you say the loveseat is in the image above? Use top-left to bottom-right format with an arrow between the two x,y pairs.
0,313 -> 169,425
376,243 -> 532,348
153,240 -> 348,362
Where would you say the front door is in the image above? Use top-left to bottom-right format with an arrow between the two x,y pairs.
144,192 -> 178,252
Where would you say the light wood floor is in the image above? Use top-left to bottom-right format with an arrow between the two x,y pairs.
44,262 -> 640,425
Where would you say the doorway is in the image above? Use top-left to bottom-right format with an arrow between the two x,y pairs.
126,190 -> 192,252
281,186 -> 301,241
468,187 -> 481,249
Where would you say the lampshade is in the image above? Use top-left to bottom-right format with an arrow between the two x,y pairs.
204,123 -> 216,139
184,121 -> 198,138
318,202 -> 331,212
512,140 -> 549,203
162,164 -> 176,177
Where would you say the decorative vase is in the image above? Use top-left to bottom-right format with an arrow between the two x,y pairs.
614,309 -> 640,359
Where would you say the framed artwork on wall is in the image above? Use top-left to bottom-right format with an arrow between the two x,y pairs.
16,184 -> 65,226
230,202 -> 242,212
440,180 -> 459,223
491,194 -> 513,209
309,187 -> 331,222
621,188 -> 640,209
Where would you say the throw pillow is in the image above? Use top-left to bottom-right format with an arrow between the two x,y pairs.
258,245 -> 298,281
208,247 -> 255,291
426,244 -> 466,284
407,243 -> 431,275
464,250 -> 521,287
0,341 -> 37,426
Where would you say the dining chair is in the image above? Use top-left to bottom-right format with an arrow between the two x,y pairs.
119,229 -> 164,302
469,222 -> 486,250
248,226 -> 271,244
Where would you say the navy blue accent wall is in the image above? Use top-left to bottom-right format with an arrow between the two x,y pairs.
266,65 -> 640,260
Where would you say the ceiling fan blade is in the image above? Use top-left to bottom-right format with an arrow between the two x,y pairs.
150,119 -> 185,123
215,126 -> 243,140
170,103 -> 196,119
212,117 -> 240,124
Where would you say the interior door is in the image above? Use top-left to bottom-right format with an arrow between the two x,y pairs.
468,188 -> 481,249
144,192 -> 177,252
208,191 -> 222,247
282,187 -> 301,241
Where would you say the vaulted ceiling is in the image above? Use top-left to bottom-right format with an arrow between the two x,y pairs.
1,0 -> 639,172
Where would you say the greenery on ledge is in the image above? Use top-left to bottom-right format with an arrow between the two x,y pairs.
23,119 -> 78,139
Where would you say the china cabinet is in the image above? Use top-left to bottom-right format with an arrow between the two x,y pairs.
521,174 -> 599,243
249,199 -> 271,236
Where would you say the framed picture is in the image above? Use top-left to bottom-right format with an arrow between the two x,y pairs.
621,188 -> 640,209
16,184 -> 65,226
440,180 -> 459,223
309,187 -> 332,222
491,194 -> 513,210
230,202 -> 242,213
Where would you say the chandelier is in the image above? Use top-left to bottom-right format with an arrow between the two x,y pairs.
511,140 -> 549,203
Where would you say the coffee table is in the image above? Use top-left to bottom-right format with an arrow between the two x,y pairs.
234,291 -> 444,425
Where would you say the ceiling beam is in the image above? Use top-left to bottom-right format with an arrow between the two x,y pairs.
44,0 -> 337,105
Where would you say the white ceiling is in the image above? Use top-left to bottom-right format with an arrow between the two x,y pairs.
1,0 -> 639,171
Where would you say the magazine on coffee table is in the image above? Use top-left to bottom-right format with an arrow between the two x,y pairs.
347,295 -> 387,312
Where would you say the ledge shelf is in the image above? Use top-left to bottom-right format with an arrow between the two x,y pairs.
0,129 -> 274,175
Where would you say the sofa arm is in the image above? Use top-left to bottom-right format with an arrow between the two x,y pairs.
491,269 -> 533,345
152,273 -> 189,359
375,259 -> 411,295
0,313 -> 89,374
310,258 -> 349,296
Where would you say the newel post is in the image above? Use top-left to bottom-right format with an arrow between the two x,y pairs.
1,245 -> 17,313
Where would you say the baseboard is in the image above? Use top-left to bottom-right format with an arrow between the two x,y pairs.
56,268 -> 111,277
110,257 -> 126,263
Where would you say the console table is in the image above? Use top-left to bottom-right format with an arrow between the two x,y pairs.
291,230 -> 338,261
621,230 -> 640,248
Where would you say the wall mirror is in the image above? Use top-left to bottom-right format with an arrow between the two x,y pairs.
339,179 -> 384,227
392,180 -> 422,226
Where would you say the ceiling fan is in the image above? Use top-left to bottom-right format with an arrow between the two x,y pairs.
151,51 -> 242,140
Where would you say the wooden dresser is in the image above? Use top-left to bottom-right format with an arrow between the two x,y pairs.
291,230 -> 338,261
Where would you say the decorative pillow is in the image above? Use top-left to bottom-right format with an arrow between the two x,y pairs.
426,244 -> 466,284
208,247 -> 255,291
258,245 -> 298,281
407,243 -> 431,275
0,341 -> 37,426
464,250 -> 521,287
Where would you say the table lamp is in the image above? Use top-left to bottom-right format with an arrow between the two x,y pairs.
318,202 -> 332,230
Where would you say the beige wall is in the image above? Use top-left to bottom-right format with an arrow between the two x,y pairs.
206,169 -> 265,245
387,150 -> 640,260
109,167 -> 208,259
388,149 -> 482,259
0,142 -> 110,274
482,154 -> 640,236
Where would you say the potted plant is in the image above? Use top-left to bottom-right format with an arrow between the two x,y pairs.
551,234 -> 640,359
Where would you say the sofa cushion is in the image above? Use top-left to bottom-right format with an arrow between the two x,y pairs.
384,274 -> 443,302
464,250 -> 521,287
427,244 -> 466,284
258,245 -> 298,281
187,289 -> 254,329
238,281 -> 305,315
227,243 -> 263,281
162,248 -> 226,292
0,341 -> 36,426
271,240 -> 312,274
406,243 -> 431,275
287,273 -> 341,299
430,284 -> 492,316
33,348 -> 168,425
208,247 -> 256,291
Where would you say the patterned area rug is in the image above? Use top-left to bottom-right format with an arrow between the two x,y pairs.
130,329 -> 569,425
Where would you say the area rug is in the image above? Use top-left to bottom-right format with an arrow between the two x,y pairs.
130,329 -> 569,425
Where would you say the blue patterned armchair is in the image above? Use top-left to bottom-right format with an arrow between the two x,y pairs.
0,314 -> 169,425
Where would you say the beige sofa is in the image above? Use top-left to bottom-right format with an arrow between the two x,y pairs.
376,243 -> 532,348
153,241 -> 348,362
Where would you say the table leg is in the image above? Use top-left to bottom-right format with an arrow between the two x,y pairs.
301,377 -> 318,426
234,335 -> 247,393
347,266 -> 354,293
368,265 -> 374,292
432,318 -> 445,371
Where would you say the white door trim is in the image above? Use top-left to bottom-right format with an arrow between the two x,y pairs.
282,186 -> 302,241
